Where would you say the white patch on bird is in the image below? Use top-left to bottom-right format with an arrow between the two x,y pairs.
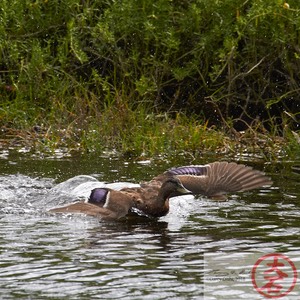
103,191 -> 110,208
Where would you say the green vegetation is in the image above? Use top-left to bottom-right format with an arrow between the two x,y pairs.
0,0 -> 299,157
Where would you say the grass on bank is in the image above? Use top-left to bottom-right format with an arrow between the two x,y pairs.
0,93 -> 297,159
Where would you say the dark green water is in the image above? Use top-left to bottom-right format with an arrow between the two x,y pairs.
0,149 -> 299,299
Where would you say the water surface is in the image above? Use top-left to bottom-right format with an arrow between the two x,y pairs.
0,150 -> 299,299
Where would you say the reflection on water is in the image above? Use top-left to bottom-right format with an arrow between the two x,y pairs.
0,151 -> 299,299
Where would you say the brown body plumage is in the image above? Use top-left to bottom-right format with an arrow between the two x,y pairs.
121,177 -> 191,217
49,177 -> 190,219
48,189 -> 138,220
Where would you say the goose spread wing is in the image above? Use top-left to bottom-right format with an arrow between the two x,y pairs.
167,161 -> 272,198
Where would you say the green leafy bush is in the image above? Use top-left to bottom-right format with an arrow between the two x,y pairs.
0,0 -> 299,155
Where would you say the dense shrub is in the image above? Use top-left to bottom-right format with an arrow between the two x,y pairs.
0,0 -> 299,154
